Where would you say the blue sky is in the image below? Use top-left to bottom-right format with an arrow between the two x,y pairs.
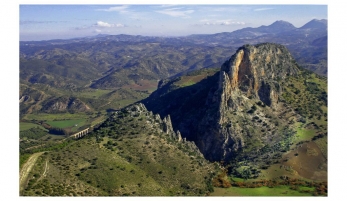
19,4 -> 327,41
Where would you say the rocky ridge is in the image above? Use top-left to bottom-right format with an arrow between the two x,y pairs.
114,103 -> 203,157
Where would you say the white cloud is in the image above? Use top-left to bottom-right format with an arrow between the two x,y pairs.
96,5 -> 129,13
224,21 -> 245,25
115,23 -> 125,27
254,8 -> 274,11
75,21 -> 126,31
198,19 -> 245,26
96,21 -> 113,27
156,8 -> 194,18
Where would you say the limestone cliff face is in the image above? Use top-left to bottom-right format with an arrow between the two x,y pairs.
220,44 -> 298,108
197,43 -> 299,161
143,43 -> 301,163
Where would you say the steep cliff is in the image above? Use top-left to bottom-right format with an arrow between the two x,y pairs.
143,43 -> 327,169
196,43 -> 300,161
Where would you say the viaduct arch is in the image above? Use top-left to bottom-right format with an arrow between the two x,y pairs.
70,128 -> 89,139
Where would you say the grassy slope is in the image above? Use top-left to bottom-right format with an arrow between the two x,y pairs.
21,105 -> 219,196
20,122 -> 47,131
218,68 -> 328,195
46,119 -> 86,129
240,68 -> 328,184
282,68 -> 327,157
211,186 -> 313,196
174,68 -> 219,87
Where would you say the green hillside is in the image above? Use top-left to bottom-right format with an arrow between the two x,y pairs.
20,104 -> 219,196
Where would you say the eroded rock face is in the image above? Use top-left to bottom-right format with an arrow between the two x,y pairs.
221,43 -> 298,108
143,43 -> 302,163
196,43 -> 299,161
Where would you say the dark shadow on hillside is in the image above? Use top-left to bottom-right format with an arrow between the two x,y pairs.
141,71 -> 220,142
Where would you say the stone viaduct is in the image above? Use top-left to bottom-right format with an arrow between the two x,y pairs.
69,120 -> 104,139
70,128 -> 89,139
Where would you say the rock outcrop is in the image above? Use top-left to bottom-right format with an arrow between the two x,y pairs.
220,43 -> 298,108
143,43 -> 309,164
196,43 -> 299,161
120,103 -> 203,157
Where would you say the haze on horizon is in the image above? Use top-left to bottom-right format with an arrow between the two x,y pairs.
20,4 -> 327,41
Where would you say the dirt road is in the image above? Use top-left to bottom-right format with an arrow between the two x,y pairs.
19,152 -> 44,192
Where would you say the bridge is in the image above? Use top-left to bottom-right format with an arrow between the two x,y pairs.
69,119 -> 105,139
70,128 -> 89,139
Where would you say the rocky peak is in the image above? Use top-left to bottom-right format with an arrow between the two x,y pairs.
194,43 -> 301,161
220,43 -> 299,107
163,115 -> 174,134
142,43 -> 307,163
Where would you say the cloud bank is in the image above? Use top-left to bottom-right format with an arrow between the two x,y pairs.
198,19 -> 245,26
94,21 -> 125,28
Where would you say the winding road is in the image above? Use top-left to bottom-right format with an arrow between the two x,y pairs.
19,152 -> 44,192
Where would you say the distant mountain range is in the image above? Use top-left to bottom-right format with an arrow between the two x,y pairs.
21,19 -> 327,76
20,19 -> 327,116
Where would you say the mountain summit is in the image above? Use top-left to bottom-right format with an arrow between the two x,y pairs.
265,20 -> 296,32
299,19 -> 327,29
195,43 -> 299,161
235,20 -> 296,34
143,43 -> 327,169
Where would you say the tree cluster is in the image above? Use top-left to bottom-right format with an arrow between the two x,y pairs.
48,127 -> 70,135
